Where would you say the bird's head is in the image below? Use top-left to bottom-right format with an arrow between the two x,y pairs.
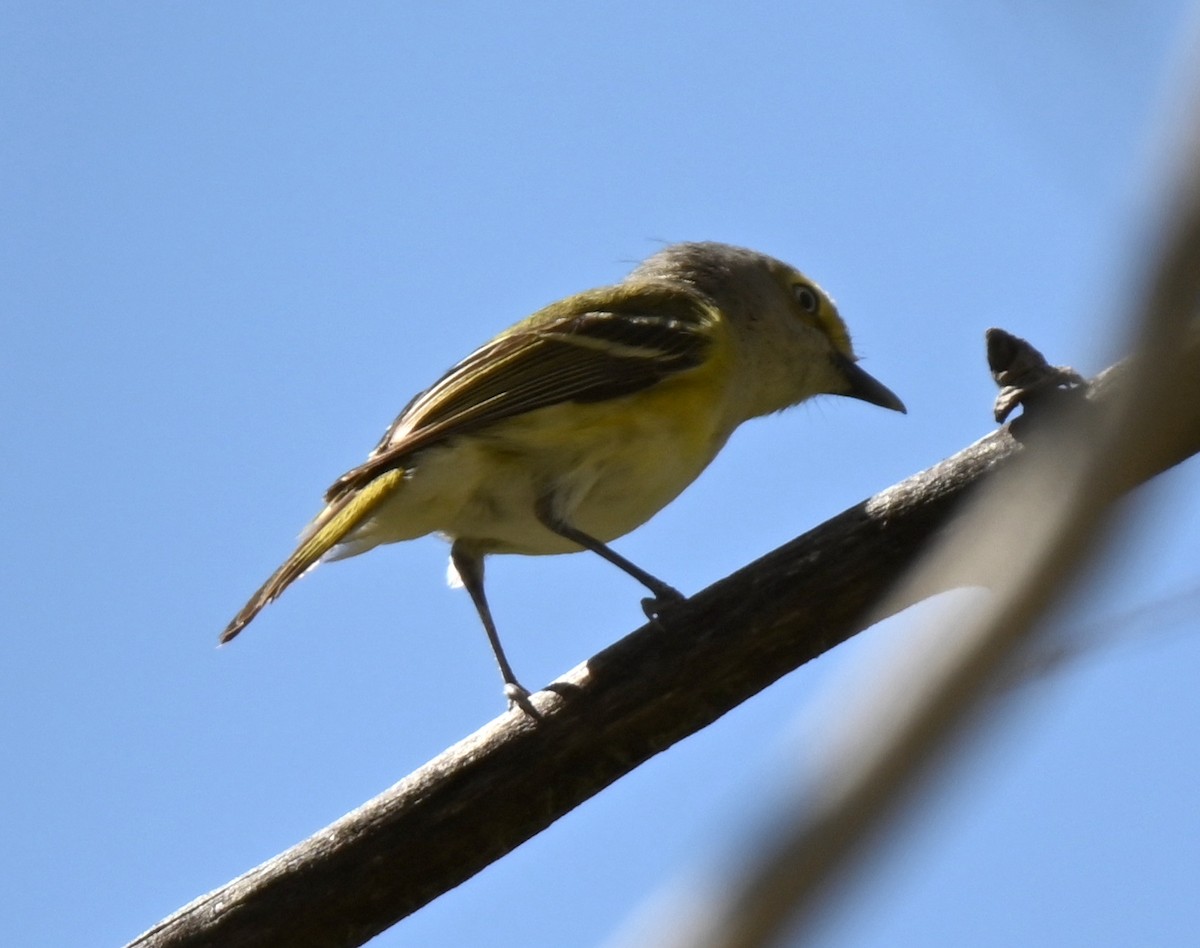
631,242 -> 906,420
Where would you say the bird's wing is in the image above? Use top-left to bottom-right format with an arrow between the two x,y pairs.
324,283 -> 716,502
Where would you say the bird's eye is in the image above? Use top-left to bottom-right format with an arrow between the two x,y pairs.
793,283 -> 820,315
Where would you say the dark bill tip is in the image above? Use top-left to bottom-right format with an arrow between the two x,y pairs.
834,354 -> 907,414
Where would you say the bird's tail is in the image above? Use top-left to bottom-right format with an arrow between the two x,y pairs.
219,468 -> 406,643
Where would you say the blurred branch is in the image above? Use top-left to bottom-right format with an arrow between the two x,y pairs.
1008,578 -> 1200,687
127,322 -> 1200,948
622,68 -> 1200,948
631,338 -> 1200,948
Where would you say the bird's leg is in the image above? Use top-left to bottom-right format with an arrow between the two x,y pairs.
449,542 -> 531,708
534,498 -> 685,619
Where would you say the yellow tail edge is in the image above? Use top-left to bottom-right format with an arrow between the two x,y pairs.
219,468 -> 406,643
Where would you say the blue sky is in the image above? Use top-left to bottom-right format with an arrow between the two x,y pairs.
4,3 -> 1200,946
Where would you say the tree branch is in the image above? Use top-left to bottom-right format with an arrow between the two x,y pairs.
127,335 -> 1200,948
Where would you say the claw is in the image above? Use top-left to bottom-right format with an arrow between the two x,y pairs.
641,586 -> 685,621
504,681 -> 535,713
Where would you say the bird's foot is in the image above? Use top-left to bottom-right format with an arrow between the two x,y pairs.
504,680 -> 536,714
640,586 -> 686,622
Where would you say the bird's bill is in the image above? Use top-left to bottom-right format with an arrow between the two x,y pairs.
834,354 -> 907,413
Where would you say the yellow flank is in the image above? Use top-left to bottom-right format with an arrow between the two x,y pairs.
341,317 -> 735,557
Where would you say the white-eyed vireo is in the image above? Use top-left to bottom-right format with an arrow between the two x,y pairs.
221,242 -> 905,703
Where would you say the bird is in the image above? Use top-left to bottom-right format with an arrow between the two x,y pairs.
220,241 -> 906,704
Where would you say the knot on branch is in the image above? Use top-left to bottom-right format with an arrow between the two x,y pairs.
987,328 -> 1088,423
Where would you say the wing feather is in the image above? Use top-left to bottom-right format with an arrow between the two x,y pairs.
324,284 -> 715,502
